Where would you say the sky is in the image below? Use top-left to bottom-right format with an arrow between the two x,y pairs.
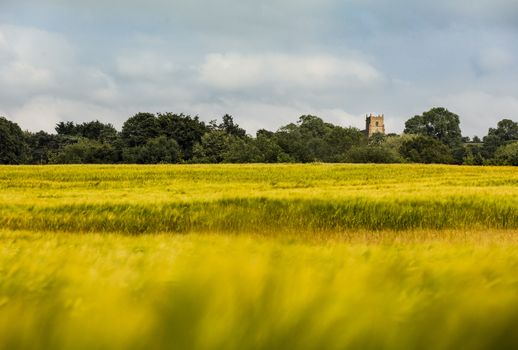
1,0 -> 517,137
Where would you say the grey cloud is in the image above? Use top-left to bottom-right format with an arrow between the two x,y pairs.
473,48 -> 514,75
433,92 -> 518,137
198,53 -> 383,91
1,1 -> 517,137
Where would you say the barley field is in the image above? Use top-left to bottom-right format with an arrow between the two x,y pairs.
1,164 -> 518,349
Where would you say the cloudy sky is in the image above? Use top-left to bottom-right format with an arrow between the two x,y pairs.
1,0 -> 517,137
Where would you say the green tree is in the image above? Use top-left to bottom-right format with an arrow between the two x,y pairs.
76,120 -> 118,143
382,134 -> 415,154
345,145 -> 402,163
342,133 -> 411,164
273,116 -> 327,162
157,113 -> 208,160
122,136 -> 181,164
219,114 -> 246,138
191,130 -> 231,163
298,115 -> 334,161
52,139 -> 117,164
488,119 -> 518,141
121,113 -> 159,147
25,131 -> 62,164
462,144 -> 484,165
273,123 -> 306,162
0,117 -> 28,164
55,121 -> 77,136
222,137 -> 263,163
482,119 -> 518,159
273,116 -> 365,162
56,120 -> 117,142
400,135 -> 454,164
254,132 -> 293,163
368,132 -> 385,146
324,127 -> 366,162
492,142 -> 518,166
298,115 -> 332,138
404,107 -> 463,149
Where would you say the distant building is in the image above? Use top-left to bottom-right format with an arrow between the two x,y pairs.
364,114 -> 385,137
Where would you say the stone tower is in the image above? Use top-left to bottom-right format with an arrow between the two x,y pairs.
365,114 -> 385,137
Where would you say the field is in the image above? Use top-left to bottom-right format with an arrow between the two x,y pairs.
1,164 -> 518,349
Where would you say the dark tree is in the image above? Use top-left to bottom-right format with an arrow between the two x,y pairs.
463,144 -> 484,165
254,133 -> 292,163
219,114 -> 246,138
493,142 -> 518,166
488,119 -> 518,141
56,120 -> 117,143
298,115 -> 335,161
157,113 -> 208,160
77,120 -> 118,143
368,132 -> 385,146
55,121 -> 78,136
482,119 -> 518,159
192,130 -> 232,163
400,135 -> 454,164
123,136 -> 181,164
324,127 -> 366,162
345,145 -> 402,164
25,131 -> 62,164
273,116 -> 365,162
52,140 -> 117,164
6,110 -> 508,165
274,123 -> 310,162
0,117 -> 28,164
298,115 -> 333,138
403,115 -> 426,136
404,107 -> 463,149
273,116 -> 323,162
121,113 -> 160,147
256,129 -> 274,138
222,137 -> 264,163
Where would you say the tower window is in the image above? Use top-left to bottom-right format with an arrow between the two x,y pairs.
375,121 -> 379,127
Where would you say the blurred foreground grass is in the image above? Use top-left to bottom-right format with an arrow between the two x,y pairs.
1,230 -> 518,349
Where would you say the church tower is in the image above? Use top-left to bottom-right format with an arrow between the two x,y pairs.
365,114 -> 385,137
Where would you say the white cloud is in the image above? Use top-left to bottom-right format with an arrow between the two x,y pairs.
0,25 -> 67,93
0,62 -> 53,91
199,53 -> 382,91
0,25 -> 76,95
1,1 -> 517,138
11,96 -> 126,132
115,52 -> 178,81
0,24 -> 124,130
433,91 -> 518,137
174,98 -> 364,135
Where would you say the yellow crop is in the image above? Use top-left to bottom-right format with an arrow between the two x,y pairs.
1,164 -> 517,232
0,164 -> 517,349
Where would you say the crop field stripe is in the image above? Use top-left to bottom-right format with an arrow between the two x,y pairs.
1,164 -> 517,234
1,197 -> 517,233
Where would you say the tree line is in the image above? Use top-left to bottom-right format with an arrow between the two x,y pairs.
0,107 -> 517,165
